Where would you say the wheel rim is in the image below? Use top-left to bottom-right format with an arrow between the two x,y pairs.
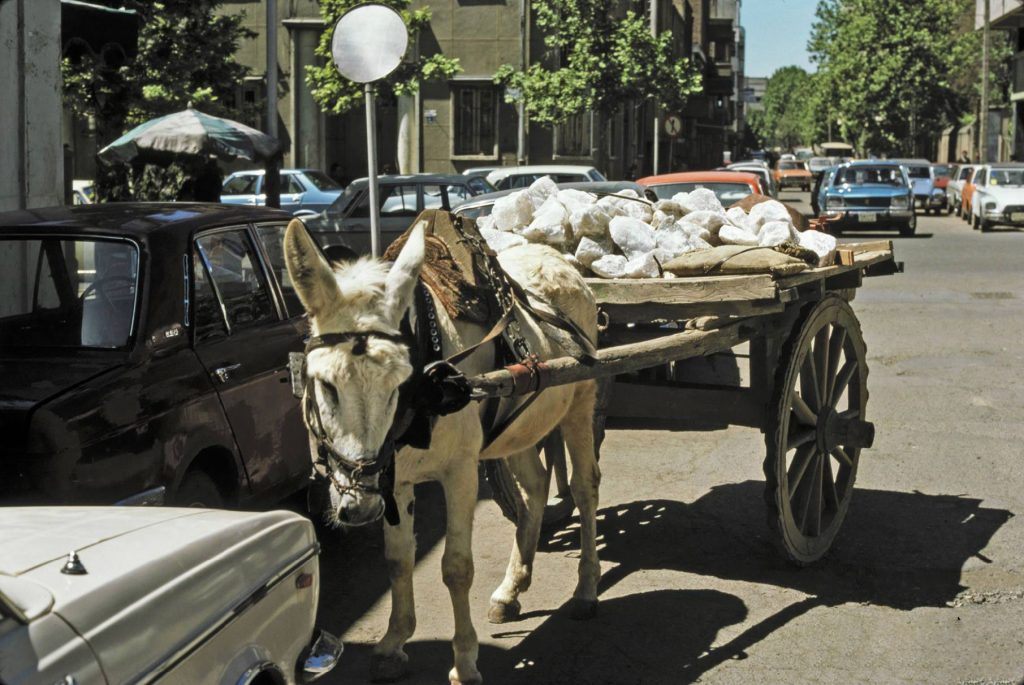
765,297 -> 868,563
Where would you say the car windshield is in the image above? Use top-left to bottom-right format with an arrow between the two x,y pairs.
649,182 -> 753,204
303,171 -> 341,191
223,174 -> 258,195
325,183 -> 361,215
986,169 -> 1024,186
779,161 -> 806,171
932,165 -> 951,178
0,237 -> 139,349
906,166 -> 930,179
835,166 -> 903,186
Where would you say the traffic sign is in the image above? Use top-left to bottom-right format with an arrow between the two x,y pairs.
664,113 -> 683,138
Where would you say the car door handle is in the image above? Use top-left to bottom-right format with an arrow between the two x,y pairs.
214,363 -> 241,383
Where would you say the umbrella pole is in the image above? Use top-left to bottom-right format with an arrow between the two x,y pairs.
265,155 -> 281,209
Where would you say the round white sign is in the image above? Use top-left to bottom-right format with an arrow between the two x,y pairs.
664,114 -> 683,138
331,4 -> 409,84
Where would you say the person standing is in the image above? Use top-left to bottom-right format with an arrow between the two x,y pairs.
958,150 -> 971,164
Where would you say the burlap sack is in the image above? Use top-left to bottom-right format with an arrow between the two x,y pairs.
662,244 -> 809,277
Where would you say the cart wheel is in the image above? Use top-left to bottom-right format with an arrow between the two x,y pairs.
763,294 -> 871,564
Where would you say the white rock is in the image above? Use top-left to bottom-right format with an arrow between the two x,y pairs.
590,254 -> 628,279
480,227 -> 528,252
670,191 -> 690,207
652,209 -> 671,226
609,215 -> 656,260
676,221 -> 712,243
797,229 -> 838,266
519,195 -> 568,245
758,220 -> 799,247
719,224 -> 760,246
679,188 -> 724,214
523,175 -> 559,211
570,205 -> 613,237
663,271 -> 677,279
595,195 -> 627,219
491,191 -> 533,231
475,213 -> 496,232
575,236 -> 613,267
654,199 -> 686,218
556,189 -> 597,214
726,206 -> 749,227
624,251 -> 661,278
683,210 -> 727,235
748,200 -> 792,231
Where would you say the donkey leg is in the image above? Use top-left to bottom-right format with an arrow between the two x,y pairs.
488,447 -> 547,623
560,380 -> 602,620
441,459 -> 483,685
371,484 -> 417,682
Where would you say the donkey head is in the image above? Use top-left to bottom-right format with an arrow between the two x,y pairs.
284,219 -> 425,526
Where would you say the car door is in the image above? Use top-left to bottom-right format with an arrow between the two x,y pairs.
279,173 -> 306,214
220,173 -> 259,206
190,226 -> 309,501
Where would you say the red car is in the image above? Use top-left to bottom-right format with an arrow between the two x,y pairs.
636,171 -> 763,205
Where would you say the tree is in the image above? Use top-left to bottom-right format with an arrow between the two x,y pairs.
305,0 -> 461,116
62,0 -> 257,200
492,0 -> 701,166
808,0 -> 976,157
752,66 -> 823,150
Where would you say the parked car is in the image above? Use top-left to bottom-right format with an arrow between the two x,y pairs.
947,163 -> 974,216
636,171 -> 763,204
0,506 -> 341,685
72,180 -> 95,206
221,168 -> 343,215
485,165 -> 606,190
966,163 -> 1024,231
811,163 -> 839,216
893,159 -> 945,214
451,181 -> 655,220
302,174 -> 481,256
808,156 -> 839,180
817,160 -> 915,235
727,162 -> 778,198
462,166 -> 501,177
773,159 -> 813,191
0,203 -> 314,507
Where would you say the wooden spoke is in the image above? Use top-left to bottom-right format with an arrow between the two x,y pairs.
801,356 -> 823,411
822,457 -> 840,512
826,327 -> 847,401
838,408 -> 860,420
787,443 -> 816,494
814,326 -> 830,405
809,457 -> 823,536
788,427 -> 816,451
792,393 -> 817,426
831,446 -> 854,469
830,358 -> 858,408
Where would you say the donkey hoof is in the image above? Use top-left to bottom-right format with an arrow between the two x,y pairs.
449,666 -> 483,684
370,652 -> 409,682
567,598 -> 598,621
487,599 -> 521,623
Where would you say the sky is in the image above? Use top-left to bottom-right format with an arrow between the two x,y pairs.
742,0 -> 819,79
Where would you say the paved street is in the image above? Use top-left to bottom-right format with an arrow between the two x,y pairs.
315,191 -> 1024,684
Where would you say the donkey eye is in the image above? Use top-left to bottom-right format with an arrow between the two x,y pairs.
319,380 -> 339,405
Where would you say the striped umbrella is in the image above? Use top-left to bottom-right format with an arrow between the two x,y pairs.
98,105 -> 280,164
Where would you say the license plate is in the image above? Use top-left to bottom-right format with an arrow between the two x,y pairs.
1011,212 -> 1024,222
858,213 -> 877,223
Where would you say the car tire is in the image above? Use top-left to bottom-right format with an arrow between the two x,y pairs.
980,219 -> 992,233
172,471 -> 224,508
899,213 -> 917,237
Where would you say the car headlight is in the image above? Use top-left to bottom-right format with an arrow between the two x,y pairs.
931,188 -> 944,195
890,196 -> 909,209
825,196 -> 844,210
985,201 -> 997,211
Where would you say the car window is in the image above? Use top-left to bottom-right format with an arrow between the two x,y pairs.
836,166 -> 903,185
648,182 -> 753,204
986,169 -> 1024,186
446,184 -> 475,206
283,174 -> 305,194
379,185 -> 419,216
974,169 -> 987,185
254,224 -> 304,317
422,184 -> 448,210
191,252 -> 228,342
959,167 -> 973,181
587,169 -> 607,181
303,171 -> 342,191
906,166 -> 930,179
194,230 -> 275,333
223,174 -> 258,195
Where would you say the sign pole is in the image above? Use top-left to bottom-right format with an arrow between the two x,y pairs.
365,84 -> 381,257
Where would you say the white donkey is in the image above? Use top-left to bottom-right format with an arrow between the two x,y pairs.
283,219 -> 602,684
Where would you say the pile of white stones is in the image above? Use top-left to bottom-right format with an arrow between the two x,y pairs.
475,176 -> 837,279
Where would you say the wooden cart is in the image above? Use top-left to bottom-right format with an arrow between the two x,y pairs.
476,240 -> 900,564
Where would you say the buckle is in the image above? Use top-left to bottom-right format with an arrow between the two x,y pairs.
421,360 -> 473,416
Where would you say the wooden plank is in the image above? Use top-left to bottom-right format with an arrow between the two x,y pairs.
466,318 -> 763,399
775,249 -> 893,288
842,239 -> 894,254
836,248 -> 855,266
600,298 -> 783,324
585,274 -> 778,306
605,381 -> 763,429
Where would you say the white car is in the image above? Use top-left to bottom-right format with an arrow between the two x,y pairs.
0,507 -> 341,685
485,164 -> 606,190
947,163 -> 974,215
969,163 -> 1024,232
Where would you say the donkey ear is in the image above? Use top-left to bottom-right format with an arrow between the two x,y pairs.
284,219 -> 339,319
383,220 -> 426,324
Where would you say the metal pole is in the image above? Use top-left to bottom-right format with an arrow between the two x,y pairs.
650,0 -> 659,175
980,0 -> 990,162
518,0 -> 528,164
365,85 -> 382,258
266,0 -> 277,137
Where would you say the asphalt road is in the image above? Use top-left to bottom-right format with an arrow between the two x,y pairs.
315,190 -> 1024,684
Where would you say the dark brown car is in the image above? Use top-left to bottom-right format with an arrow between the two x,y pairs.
0,203 -> 311,507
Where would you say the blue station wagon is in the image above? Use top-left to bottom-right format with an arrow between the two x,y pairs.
818,161 -> 916,236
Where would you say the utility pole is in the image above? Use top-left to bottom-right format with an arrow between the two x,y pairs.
650,0 -> 659,175
980,0 -> 990,162
264,0 -> 280,209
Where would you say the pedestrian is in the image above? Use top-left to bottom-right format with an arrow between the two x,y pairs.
958,150 -> 971,164
193,158 -> 223,202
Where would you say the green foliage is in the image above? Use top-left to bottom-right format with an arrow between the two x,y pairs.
62,0 -> 257,199
494,0 -> 702,124
753,66 -> 827,150
305,0 -> 462,115
808,0 -> 976,156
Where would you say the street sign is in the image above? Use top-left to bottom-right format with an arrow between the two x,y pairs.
664,113 -> 683,138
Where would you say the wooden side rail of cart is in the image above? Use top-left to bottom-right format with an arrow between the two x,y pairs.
476,240 -> 901,564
